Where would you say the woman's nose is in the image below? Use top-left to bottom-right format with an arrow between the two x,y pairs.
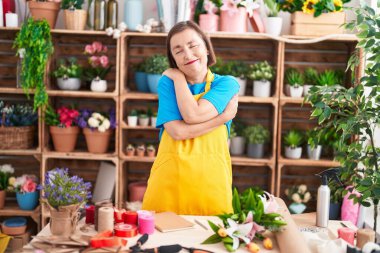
183,47 -> 192,60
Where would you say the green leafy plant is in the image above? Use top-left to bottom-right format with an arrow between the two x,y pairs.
129,109 -> 138,116
231,121 -> 245,137
230,123 -> 237,138
285,68 -> 304,87
225,60 -> 249,79
264,0 -> 280,17
144,54 -> 169,75
13,18 -> 54,111
52,58 -> 83,79
316,70 -> 337,86
334,69 -> 345,85
305,128 -> 321,148
243,124 -> 270,144
61,0 -> 84,9
304,67 -> 318,86
276,0 -> 350,17
329,179 -> 344,204
306,2 -> 380,233
133,59 -> 147,72
283,129 -> 304,148
210,57 -> 228,75
247,61 -> 275,81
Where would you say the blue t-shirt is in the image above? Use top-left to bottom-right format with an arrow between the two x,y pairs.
156,73 -> 240,140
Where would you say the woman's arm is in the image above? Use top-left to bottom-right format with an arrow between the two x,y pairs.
164,95 -> 238,140
163,69 -> 219,124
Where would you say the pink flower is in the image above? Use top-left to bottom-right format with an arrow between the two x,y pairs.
92,41 -> 103,53
89,56 -> 100,67
245,211 -> 265,240
102,45 -> 108,53
99,55 -> 109,68
22,179 -> 36,193
84,45 -> 95,55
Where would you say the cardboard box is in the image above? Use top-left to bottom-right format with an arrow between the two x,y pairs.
6,230 -> 31,252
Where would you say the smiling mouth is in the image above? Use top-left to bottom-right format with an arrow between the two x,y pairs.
185,59 -> 198,65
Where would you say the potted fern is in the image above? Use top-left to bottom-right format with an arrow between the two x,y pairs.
248,61 -> 275,98
263,0 -> 282,36
284,129 -> 304,159
145,54 -> 169,94
285,68 -> 304,97
52,58 -> 83,90
303,67 -> 318,96
62,0 -> 87,30
243,124 -> 270,158
316,70 -> 336,86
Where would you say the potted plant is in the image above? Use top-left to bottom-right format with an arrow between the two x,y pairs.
28,0 -> 61,28
78,108 -> 116,154
248,61 -> 275,98
303,67 -> 318,96
128,109 -> 138,127
45,106 -> 80,152
83,41 -> 112,92
144,54 -> 169,94
283,129 -> 303,159
0,101 -> 38,150
150,112 -> 157,127
38,168 -> 92,236
285,184 -> 311,214
316,70 -> 337,86
138,112 -> 149,127
0,164 -> 14,209
61,0 -> 87,30
52,58 -> 83,90
136,144 -> 146,157
146,144 -> 156,157
13,18 -> 54,111
126,144 -> 135,156
306,128 -> 322,160
230,121 -> 246,156
196,0 -> 222,33
134,59 -> 149,92
226,60 -> 249,96
219,0 -> 250,33
334,69 -> 345,86
243,124 -> 270,158
329,179 -> 344,220
263,0 -> 282,36
285,68 -> 304,97
9,174 -> 39,210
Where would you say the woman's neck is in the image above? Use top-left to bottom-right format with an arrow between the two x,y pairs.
186,68 -> 208,85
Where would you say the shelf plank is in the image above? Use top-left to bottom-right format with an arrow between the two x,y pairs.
0,87 -> 35,94
122,92 -> 158,100
279,96 -> 309,105
0,204 -> 41,217
283,34 -> 358,42
47,90 -> 117,98
239,96 -> 277,104
43,151 -> 117,161
122,126 -> 159,130
0,149 -> 40,156
278,157 -> 340,167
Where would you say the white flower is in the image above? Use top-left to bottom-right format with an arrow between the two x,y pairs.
88,117 -> 100,128
298,184 -> 307,194
1,164 -> 14,174
292,193 -> 302,203
101,119 -> 111,130
146,18 -> 156,26
136,24 -> 144,32
113,29 -> 121,39
225,218 -> 252,250
14,175 -> 26,188
105,27 -> 114,36
303,192 -> 311,203
92,113 -> 103,120
143,24 -> 152,33
18,48 -> 26,58
118,22 -> 127,32
98,125 -> 106,132
239,0 -> 260,17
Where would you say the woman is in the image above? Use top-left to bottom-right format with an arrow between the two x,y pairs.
142,21 -> 240,215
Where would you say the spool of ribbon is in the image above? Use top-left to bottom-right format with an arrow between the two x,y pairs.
98,207 -> 114,233
86,205 -> 95,224
338,227 -> 355,245
124,211 -> 138,225
114,208 -> 126,224
95,199 -> 113,231
137,210 -> 154,235
114,223 -> 138,237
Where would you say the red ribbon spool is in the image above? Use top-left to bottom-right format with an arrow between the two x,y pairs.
124,211 -> 138,225
114,208 -> 126,223
114,223 -> 138,238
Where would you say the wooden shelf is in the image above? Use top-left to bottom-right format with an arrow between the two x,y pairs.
122,156 -> 156,162
283,34 -> 358,41
279,96 -> 308,105
0,149 -> 40,156
43,151 -> 117,161
278,157 -> 340,167
47,90 -> 118,98
0,205 -> 41,230
0,87 -> 35,94
239,96 -> 278,105
122,125 -> 158,130
122,92 -> 158,100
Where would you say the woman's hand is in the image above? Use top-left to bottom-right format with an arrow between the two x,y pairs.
163,68 -> 186,83
221,95 -> 238,122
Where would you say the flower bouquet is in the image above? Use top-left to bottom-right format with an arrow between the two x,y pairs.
202,187 -> 286,251
0,164 -> 14,209
38,168 -> 92,236
285,184 -> 311,214
9,174 -> 39,210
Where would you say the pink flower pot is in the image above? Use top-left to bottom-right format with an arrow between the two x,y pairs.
128,181 -> 147,202
220,7 -> 247,33
199,14 -> 219,32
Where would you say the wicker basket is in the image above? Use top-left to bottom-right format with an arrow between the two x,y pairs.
0,126 -> 35,149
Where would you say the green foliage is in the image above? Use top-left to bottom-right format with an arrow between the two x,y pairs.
194,0 -> 223,23
306,2 -> 380,230
329,179 -> 344,203
283,129 -> 304,148
230,122 -> 237,138
247,61 -> 275,81
210,57 -> 228,75
276,0 -> 351,17
13,18 -> 54,111
144,54 -> 169,74
334,69 -> 345,85
285,68 -> 304,87
306,128 -> 320,148
304,67 -> 318,86
52,58 -> 83,79
243,124 -> 270,144
129,109 -> 138,116
231,121 -> 245,137
316,70 -> 338,86
44,106 -> 60,126
61,0 -> 84,9
264,0 -> 280,17
133,59 -> 147,72
224,60 -> 249,79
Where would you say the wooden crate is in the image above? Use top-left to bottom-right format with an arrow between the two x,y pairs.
291,11 -> 346,36
0,29 -> 18,90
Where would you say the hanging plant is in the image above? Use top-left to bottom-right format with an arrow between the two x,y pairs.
13,18 -> 54,111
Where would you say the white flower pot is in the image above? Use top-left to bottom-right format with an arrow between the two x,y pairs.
57,78 -> 81,90
138,117 -> 149,127
285,84 -> 291,96
91,79 -> 107,92
230,136 -> 246,156
303,84 -> 313,96
150,117 -> 157,127
253,80 -> 271,97
289,86 -> 304,98
235,77 -> 247,96
228,139 -> 231,149
285,146 -> 302,159
127,116 -> 138,127
307,145 -> 322,160
265,17 -> 282,36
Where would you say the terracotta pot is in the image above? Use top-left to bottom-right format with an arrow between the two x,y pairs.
28,1 -> 60,28
83,128 -> 113,154
50,126 -> 79,152
136,149 -> 145,157
128,181 -> 147,202
126,149 -> 135,156
0,190 -> 5,209
147,150 -> 156,157
64,9 -> 87,30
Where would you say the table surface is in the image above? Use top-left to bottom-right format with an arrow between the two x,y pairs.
23,212 -> 356,253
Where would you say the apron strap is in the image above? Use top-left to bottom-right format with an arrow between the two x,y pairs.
205,69 -> 214,93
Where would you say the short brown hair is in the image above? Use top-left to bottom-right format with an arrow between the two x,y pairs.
166,21 -> 216,68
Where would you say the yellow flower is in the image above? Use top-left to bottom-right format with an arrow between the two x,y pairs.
8,177 -> 15,186
302,0 -> 318,14
333,0 -> 343,12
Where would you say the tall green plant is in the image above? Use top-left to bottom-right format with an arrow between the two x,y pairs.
13,18 -> 54,111
306,2 -> 380,234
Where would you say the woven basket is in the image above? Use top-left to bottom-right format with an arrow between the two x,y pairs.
0,126 -> 35,149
